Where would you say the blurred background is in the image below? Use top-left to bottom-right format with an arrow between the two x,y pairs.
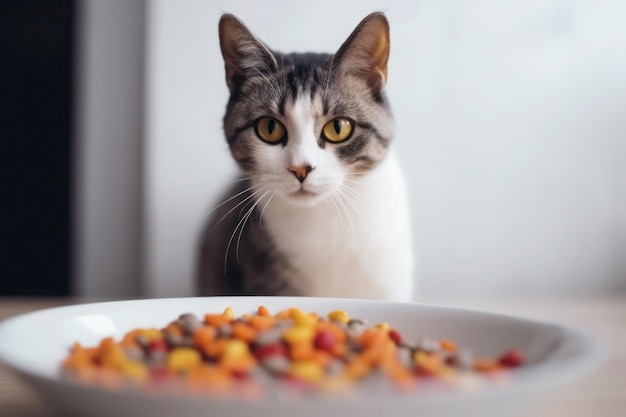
2,0 -> 625,299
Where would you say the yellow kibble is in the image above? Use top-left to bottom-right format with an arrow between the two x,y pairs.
290,308 -> 317,327
414,351 -> 444,373
283,326 -> 315,344
222,339 -> 249,359
374,322 -> 390,331
290,361 -> 324,382
138,328 -> 163,341
120,360 -> 148,383
167,347 -> 202,373
223,306 -> 235,320
327,310 -> 350,324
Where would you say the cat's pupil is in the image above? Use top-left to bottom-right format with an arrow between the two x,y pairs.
268,119 -> 275,135
334,120 -> 341,134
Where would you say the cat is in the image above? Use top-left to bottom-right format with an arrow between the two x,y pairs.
198,12 -> 414,301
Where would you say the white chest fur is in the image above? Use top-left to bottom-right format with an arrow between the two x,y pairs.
263,151 -> 415,301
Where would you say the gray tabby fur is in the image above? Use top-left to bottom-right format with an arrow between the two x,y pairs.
198,12 -> 397,296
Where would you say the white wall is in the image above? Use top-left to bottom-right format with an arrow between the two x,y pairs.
143,0 -> 626,298
74,0 -> 145,297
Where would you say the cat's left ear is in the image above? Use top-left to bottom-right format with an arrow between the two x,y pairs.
219,14 -> 278,92
334,12 -> 390,92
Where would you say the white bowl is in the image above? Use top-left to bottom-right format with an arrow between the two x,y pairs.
0,297 -> 603,417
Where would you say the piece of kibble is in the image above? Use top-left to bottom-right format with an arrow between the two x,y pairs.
283,326 -> 315,344
177,313 -> 202,334
388,329 -> 403,345
167,347 -> 202,373
222,340 -> 250,359
439,339 -> 458,353
327,310 -> 350,324
223,307 -> 235,320
499,350 -> 524,368
314,329 -> 337,352
290,361 -> 324,382
257,305 -> 271,317
375,322 -> 390,331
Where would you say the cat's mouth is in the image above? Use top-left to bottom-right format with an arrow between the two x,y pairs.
289,188 -> 318,198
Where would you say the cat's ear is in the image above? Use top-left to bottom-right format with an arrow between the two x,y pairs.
218,14 -> 278,91
334,12 -> 390,91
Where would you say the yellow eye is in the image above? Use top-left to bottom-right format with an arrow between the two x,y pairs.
255,117 -> 286,144
322,118 -> 354,143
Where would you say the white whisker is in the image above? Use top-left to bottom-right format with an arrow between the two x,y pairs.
341,183 -> 369,200
235,190 -> 269,263
329,192 -> 344,224
208,182 -> 262,216
204,188 -> 264,239
335,191 -> 355,249
259,190 -> 277,231
338,187 -> 367,225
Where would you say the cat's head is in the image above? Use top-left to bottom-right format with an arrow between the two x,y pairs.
219,12 -> 393,206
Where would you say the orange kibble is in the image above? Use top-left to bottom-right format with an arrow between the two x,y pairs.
121,329 -> 142,348
439,339 -> 458,353
474,358 -> 501,372
257,305 -> 271,317
204,314 -> 230,327
232,322 -> 257,343
359,343 -> 386,366
344,359 -> 370,380
290,342 -> 315,361
192,326 -> 216,353
98,339 -> 126,370
247,315 -> 275,331
331,342 -> 348,357
204,338 -> 229,358
276,309 -> 291,319
310,350 -> 332,368
186,365 -> 233,395
359,328 -> 387,348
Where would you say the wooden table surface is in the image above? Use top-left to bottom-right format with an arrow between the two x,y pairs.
0,296 -> 624,417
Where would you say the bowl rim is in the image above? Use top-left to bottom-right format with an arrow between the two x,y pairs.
0,296 -> 606,406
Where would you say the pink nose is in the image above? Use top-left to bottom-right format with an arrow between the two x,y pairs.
287,165 -> 314,183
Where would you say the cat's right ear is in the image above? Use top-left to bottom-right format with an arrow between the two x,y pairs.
219,14 -> 278,92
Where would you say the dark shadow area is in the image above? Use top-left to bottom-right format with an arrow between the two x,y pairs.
0,0 -> 76,295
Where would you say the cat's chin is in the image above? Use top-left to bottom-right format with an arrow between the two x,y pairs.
284,189 -> 326,206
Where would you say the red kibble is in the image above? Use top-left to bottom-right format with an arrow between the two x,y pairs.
314,329 -> 337,352
150,367 -> 174,381
147,339 -> 168,352
253,343 -> 287,361
499,349 -> 524,368
414,367 -> 435,378
231,369 -> 249,380
388,329 -> 403,345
